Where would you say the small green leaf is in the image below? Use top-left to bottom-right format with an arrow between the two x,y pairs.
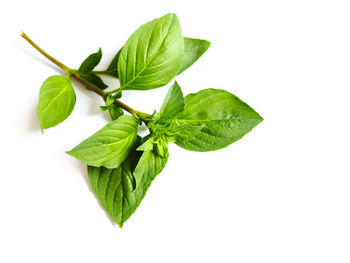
173,89 -> 263,151
105,95 -> 114,106
100,105 -> 109,111
133,147 -> 168,191
118,13 -> 184,90
136,137 -> 154,151
177,37 -> 210,75
103,49 -> 121,78
157,81 -> 184,122
79,73 -> 108,90
108,104 -> 124,121
78,48 -> 102,73
37,75 -> 76,130
154,139 -> 168,158
67,115 -> 138,168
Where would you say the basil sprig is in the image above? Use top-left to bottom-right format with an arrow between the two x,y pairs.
23,12 -> 263,228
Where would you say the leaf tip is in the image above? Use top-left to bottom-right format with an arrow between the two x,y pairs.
257,113 -> 264,123
65,150 -> 74,156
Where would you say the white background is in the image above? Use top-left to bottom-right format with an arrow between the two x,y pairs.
1,0 -> 350,262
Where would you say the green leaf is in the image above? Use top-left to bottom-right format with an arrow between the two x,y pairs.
78,48 -> 102,73
154,139 -> 168,157
67,115 -> 138,168
37,75 -> 76,130
173,89 -> 263,151
100,95 -> 123,121
79,72 -> 108,90
133,147 -> 168,191
177,37 -> 210,75
100,106 -> 109,111
87,146 -> 142,228
118,13 -> 184,90
87,141 -> 168,227
103,49 -> 121,78
136,137 -> 154,151
103,37 -> 209,79
105,95 -> 115,106
156,81 -> 184,122
108,104 -> 124,121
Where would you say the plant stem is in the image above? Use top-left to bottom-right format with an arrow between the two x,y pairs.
21,32 -> 150,125
21,32 -> 70,73
70,71 -> 107,99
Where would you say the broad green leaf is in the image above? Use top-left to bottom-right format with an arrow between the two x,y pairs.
104,37 -> 209,79
173,89 -> 263,151
79,72 -> 108,90
118,13 -> 184,90
87,146 -> 142,228
156,81 -> 184,122
37,75 -> 76,130
78,48 -> 102,73
67,115 -> 138,168
87,142 -> 168,227
103,49 -> 121,78
177,37 -> 210,75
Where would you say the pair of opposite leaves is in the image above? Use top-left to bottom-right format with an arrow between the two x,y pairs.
37,13 -> 210,129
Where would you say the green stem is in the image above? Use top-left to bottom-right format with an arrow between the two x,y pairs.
21,32 -> 70,73
21,32 -> 150,125
70,70 -> 107,99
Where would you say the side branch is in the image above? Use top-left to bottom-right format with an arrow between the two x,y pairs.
21,32 -> 151,125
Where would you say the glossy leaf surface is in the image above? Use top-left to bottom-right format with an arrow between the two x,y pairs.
118,13 -> 184,90
178,37 -> 210,74
156,81 -> 184,122
67,115 -> 138,168
88,144 -> 168,227
78,48 -> 102,73
173,89 -> 263,151
87,147 -> 141,228
37,75 -> 76,130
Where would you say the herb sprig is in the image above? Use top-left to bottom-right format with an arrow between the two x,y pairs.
22,13 -> 263,227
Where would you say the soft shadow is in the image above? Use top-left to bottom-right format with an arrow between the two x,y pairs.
101,111 -> 113,123
27,104 -> 41,132
70,78 -> 107,117
72,161 -> 116,226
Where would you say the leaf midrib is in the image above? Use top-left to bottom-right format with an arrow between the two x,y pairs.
175,117 -> 258,123
78,130 -> 136,151
40,81 -> 71,116
120,16 -> 175,89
